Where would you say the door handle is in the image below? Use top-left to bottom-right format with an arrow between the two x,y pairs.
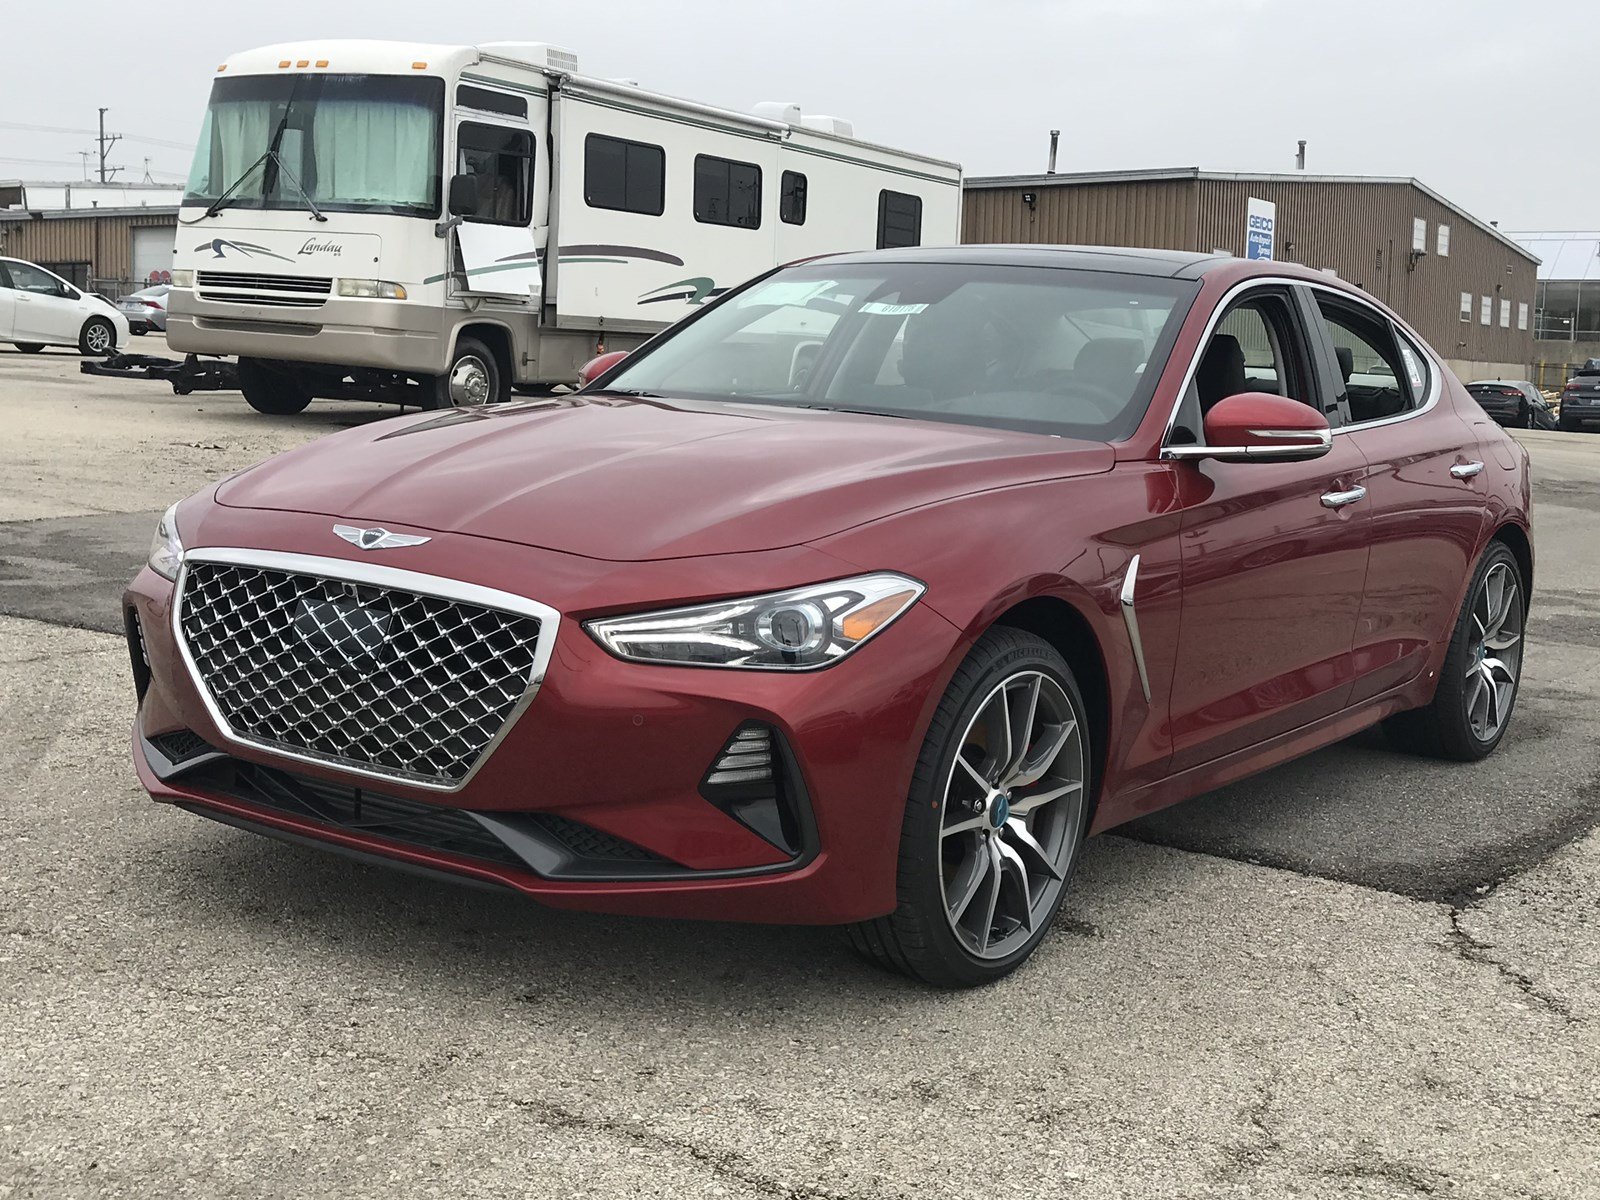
1320,486 -> 1367,509
1450,461 -> 1485,479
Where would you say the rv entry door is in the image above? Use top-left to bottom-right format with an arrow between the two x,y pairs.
452,116 -> 545,301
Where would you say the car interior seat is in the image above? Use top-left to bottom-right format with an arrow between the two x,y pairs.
1196,333 -> 1248,413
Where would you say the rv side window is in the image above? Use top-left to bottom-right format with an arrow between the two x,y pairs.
585,134 -> 666,216
877,190 -> 922,249
456,122 -> 533,226
694,154 -> 762,229
780,170 -> 807,225
456,85 -> 528,120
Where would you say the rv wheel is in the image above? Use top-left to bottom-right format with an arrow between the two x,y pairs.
238,358 -> 313,415
425,338 -> 503,409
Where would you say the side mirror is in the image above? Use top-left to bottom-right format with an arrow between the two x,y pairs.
1165,392 -> 1331,463
447,173 -> 479,217
62,285 -> 80,300
577,349 -> 630,388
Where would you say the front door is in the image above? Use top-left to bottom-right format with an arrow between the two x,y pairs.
1166,287 -> 1373,772
6,261 -> 81,345
451,108 -> 546,301
1311,294 -> 1486,702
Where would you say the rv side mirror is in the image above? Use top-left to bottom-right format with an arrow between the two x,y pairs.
447,174 -> 479,217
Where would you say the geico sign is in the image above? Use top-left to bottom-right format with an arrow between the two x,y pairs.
1248,214 -> 1275,232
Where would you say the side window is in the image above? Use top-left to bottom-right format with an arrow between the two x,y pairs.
585,134 -> 666,216
780,170 -> 807,225
456,123 -> 533,226
1316,298 -> 1415,423
694,154 -> 762,228
877,190 -> 922,249
0,263 -> 12,290
7,262 -> 64,295
1173,292 -> 1313,444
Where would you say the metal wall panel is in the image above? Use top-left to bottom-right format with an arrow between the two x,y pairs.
962,180 -> 1197,250
0,211 -> 178,294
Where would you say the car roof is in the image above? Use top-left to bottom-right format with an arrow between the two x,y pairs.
810,244 -> 1235,279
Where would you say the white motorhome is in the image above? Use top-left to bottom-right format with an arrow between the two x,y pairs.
167,40 -> 962,414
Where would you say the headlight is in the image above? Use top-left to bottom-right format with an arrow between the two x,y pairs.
169,269 -> 194,288
585,574 -> 925,670
148,503 -> 183,581
337,278 -> 408,300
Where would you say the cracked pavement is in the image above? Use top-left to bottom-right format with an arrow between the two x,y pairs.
1,348 -> 1597,1197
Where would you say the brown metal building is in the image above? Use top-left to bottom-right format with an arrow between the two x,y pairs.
0,206 -> 178,298
964,169 -> 1539,380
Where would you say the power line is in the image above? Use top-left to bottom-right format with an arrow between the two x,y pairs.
0,120 -> 193,152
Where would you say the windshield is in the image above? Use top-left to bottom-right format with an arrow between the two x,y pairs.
184,74 -> 445,217
596,263 -> 1198,440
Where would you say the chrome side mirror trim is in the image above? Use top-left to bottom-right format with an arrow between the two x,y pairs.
1161,427 -> 1332,462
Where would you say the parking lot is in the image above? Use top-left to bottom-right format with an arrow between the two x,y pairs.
1,342 -> 1596,1198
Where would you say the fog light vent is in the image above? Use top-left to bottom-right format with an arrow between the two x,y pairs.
699,722 -> 813,858
705,725 -> 775,787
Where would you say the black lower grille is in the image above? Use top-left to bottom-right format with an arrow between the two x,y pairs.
528,814 -> 663,863
149,729 -> 216,764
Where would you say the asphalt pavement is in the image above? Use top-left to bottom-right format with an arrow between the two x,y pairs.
1,344 -> 1595,1198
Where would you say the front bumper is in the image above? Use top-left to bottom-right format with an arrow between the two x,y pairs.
167,290 -> 450,376
123,514 -> 960,924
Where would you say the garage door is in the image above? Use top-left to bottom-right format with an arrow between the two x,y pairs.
130,225 -> 176,287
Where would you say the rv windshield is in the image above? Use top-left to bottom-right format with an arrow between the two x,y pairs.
184,74 -> 445,217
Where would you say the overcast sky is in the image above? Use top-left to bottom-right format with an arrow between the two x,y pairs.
0,0 -> 1584,231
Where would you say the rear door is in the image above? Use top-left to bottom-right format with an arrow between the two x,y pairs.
6,261 -> 81,345
1310,291 -> 1485,703
0,262 -> 16,339
1166,285 -> 1372,772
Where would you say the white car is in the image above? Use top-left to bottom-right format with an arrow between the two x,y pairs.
0,257 -> 129,356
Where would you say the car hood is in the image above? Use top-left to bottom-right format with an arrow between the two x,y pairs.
215,396 -> 1114,561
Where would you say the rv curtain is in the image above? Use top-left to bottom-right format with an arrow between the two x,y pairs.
186,100 -> 276,199
310,89 -> 440,210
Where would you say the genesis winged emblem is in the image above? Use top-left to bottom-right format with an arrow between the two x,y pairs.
333,524 -> 431,551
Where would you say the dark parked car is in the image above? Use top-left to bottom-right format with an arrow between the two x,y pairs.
1466,380 -> 1557,429
124,248 -> 1532,987
1559,361 -> 1600,431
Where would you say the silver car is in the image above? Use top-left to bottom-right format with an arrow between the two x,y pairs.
118,284 -> 170,335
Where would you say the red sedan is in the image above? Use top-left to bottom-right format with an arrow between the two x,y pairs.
124,247 -> 1531,987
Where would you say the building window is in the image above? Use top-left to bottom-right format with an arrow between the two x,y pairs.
1500,299 -> 1511,329
456,123 -> 534,226
1460,292 -> 1472,322
1480,295 -> 1493,326
780,170 -> 807,225
1436,224 -> 1450,257
1518,302 -> 1529,331
877,190 -> 922,249
1412,218 -> 1427,253
584,134 -> 666,216
693,154 -> 762,228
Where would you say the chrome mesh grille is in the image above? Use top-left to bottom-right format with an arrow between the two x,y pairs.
177,562 -> 544,786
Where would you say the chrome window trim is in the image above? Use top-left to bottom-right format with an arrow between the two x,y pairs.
170,547 -> 562,794
1157,276 -> 1444,453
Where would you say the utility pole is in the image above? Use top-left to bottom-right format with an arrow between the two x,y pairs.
78,150 -> 92,181
96,107 -> 122,183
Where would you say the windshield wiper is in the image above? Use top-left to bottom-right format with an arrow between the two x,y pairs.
592,387 -> 666,398
201,149 -> 272,219
267,149 -> 328,222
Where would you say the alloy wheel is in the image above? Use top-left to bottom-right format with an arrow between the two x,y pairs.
1465,561 -> 1523,741
938,670 -> 1086,960
86,323 -> 112,355
448,354 -> 492,406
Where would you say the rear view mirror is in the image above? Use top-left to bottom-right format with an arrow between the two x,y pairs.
447,173 -> 479,217
1165,392 -> 1332,463
577,349 -> 630,387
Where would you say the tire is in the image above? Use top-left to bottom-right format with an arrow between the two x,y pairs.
847,627 -> 1092,988
423,337 -> 503,409
79,317 -> 116,357
1384,541 -> 1525,761
237,358 -> 313,415
131,327 -> 147,337
13,343 -> 45,354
